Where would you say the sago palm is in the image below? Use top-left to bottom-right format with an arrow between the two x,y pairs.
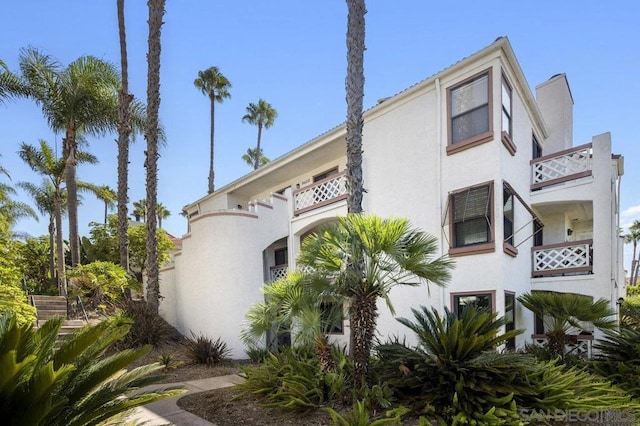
298,214 -> 454,383
242,99 -> 277,170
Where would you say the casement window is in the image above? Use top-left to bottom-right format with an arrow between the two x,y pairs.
320,302 -> 343,334
501,76 -> 516,155
447,69 -> 493,154
452,292 -> 494,316
532,134 -> 542,159
504,292 -> 516,351
450,182 -> 494,254
503,185 -> 515,252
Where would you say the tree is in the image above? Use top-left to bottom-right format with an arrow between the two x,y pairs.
18,48 -> 121,266
132,198 -> 147,222
156,202 -> 170,228
241,147 -> 270,169
626,220 -> 640,286
194,66 -> 231,193
297,214 -> 454,383
0,239 -> 37,324
18,140 -> 97,295
0,157 -> 38,238
344,0 -> 366,214
518,291 -> 617,360
94,185 -> 117,223
145,0 -> 166,314
0,59 -> 30,103
242,99 -> 277,170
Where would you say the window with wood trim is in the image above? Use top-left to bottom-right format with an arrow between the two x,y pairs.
503,185 -> 514,247
451,183 -> 493,249
274,248 -> 288,266
453,292 -> 493,316
504,292 -> 516,351
532,134 -> 542,159
501,77 -> 512,138
448,69 -> 492,151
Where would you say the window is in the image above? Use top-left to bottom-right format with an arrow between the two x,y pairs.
532,134 -> 542,159
450,183 -> 493,253
452,292 -> 494,316
504,293 -> 516,351
503,185 -> 515,254
501,76 -> 516,155
274,248 -> 288,266
448,69 -> 493,153
313,167 -> 339,183
320,302 -> 343,334
533,220 -> 543,247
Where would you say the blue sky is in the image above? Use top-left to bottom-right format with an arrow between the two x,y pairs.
1,1 -> 638,265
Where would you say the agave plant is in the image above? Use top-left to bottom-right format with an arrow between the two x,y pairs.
0,313 -> 183,425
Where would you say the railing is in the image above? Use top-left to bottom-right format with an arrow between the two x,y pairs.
531,239 -> 593,277
293,172 -> 347,215
531,333 -> 593,359
270,265 -> 288,282
531,143 -> 592,190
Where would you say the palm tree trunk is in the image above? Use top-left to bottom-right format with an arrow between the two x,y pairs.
54,194 -> 66,296
117,0 -> 132,285
47,215 -> 55,291
64,127 -> 80,266
145,0 -> 165,314
345,0 -> 366,214
254,123 -> 262,170
350,293 -> 377,384
208,95 -> 215,193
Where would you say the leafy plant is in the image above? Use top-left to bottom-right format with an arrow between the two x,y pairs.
157,353 -> 183,370
67,261 -> 139,311
324,400 -> 404,425
592,327 -> 640,398
0,312 -> 184,425
245,346 -> 271,363
117,299 -> 176,347
185,332 -> 231,366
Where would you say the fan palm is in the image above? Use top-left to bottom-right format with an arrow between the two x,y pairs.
194,66 -> 231,193
242,99 -> 277,170
626,220 -> 640,286
132,199 -> 147,222
156,202 -> 170,228
241,147 -> 270,169
95,185 -> 117,223
298,214 -> 454,383
518,291 -> 616,360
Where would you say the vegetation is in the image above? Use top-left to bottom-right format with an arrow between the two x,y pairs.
194,66 -> 231,193
185,332 -> 231,366
0,238 -> 36,324
117,299 -> 176,348
66,261 -> 138,311
626,220 -> 640,286
242,98 -> 277,170
592,327 -> 640,398
0,312 -> 183,425
242,147 -> 270,169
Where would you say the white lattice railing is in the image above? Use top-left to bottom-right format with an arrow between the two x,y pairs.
532,240 -> 593,277
531,143 -> 592,189
293,172 -> 347,215
532,334 -> 593,359
270,265 -> 288,282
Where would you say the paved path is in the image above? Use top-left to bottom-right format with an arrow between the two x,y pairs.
127,374 -> 244,425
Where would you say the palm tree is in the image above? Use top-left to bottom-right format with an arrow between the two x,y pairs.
0,183 -> 37,238
297,214 -> 454,383
194,66 -> 231,193
241,147 -> 270,169
18,48 -> 121,266
626,220 -> 640,286
0,60 -> 30,103
18,140 -> 97,295
156,203 -> 170,228
518,291 -> 617,360
145,0 -> 166,314
345,0 -> 366,214
132,199 -> 147,222
94,185 -> 117,223
242,99 -> 277,170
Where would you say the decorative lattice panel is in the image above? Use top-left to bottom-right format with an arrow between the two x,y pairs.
533,243 -> 591,272
532,146 -> 591,185
270,265 -> 288,282
294,174 -> 347,212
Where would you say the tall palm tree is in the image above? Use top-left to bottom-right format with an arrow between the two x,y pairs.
345,0 -> 366,214
117,0 -> 133,279
194,66 -> 231,193
18,48 -> 121,266
241,147 -> 270,169
94,185 -> 117,223
132,199 -> 147,222
626,220 -> 640,286
518,291 -> 617,360
18,140 -> 97,295
145,0 -> 166,314
297,214 -> 454,383
0,60 -> 30,103
242,99 -> 277,170
156,203 -> 170,228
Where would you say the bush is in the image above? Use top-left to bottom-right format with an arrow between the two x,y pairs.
592,327 -> 640,398
0,283 -> 36,324
67,261 -> 139,312
185,332 -> 231,366
246,346 -> 272,363
117,299 -> 176,347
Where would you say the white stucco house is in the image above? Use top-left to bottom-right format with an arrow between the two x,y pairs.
159,37 -> 625,358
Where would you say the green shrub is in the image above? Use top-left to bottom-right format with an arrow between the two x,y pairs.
592,327 -> 640,398
324,399 -> 404,425
0,312 -> 184,425
246,346 -> 272,363
117,299 -> 176,347
185,332 -> 231,366
0,283 -> 36,324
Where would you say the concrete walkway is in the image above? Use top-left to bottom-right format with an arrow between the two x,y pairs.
127,374 -> 244,425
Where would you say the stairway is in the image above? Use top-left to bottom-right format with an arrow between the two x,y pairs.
30,295 -> 86,337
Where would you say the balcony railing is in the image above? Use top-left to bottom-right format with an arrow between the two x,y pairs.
293,172 -> 347,215
531,143 -> 592,190
531,333 -> 593,359
531,239 -> 593,277
270,265 -> 288,282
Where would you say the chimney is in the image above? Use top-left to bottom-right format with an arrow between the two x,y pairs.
535,73 -> 574,153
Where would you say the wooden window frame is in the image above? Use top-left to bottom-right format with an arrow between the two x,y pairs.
447,68 -> 494,155
451,290 -> 496,316
503,184 -> 517,257
448,181 -> 495,257
504,291 -> 516,351
501,74 -> 516,155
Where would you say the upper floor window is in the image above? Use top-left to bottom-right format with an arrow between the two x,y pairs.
503,185 -> 515,248
450,182 -> 494,255
501,76 -> 516,155
447,69 -> 493,154
532,134 -> 542,159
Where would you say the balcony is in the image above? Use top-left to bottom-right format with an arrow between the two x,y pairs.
531,240 -> 593,277
531,143 -> 592,190
293,172 -> 347,216
531,333 -> 593,359
270,265 -> 288,282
